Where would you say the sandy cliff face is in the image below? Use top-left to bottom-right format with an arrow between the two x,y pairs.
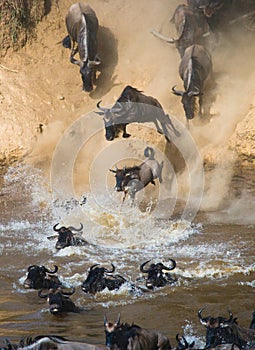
0,0 -> 254,207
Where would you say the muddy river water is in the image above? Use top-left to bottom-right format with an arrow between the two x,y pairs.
0,161 -> 254,348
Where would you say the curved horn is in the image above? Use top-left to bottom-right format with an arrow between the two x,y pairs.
105,263 -> 115,273
53,223 -> 61,232
70,55 -> 83,67
68,223 -> 83,232
198,307 -> 208,326
172,85 -> 184,96
44,265 -> 58,274
38,289 -> 48,298
115,313 -> 121,326
90,264 -> 100,271
162,259 -> 177,272
97,100 -> 109,113
188,90 -> 200,97
109,168 -> 117,173
150,29 -> 175,43
226,309 -> 233,322
140,260 -> 151,273
88,58 -> 101,67
62,287 -> 75,296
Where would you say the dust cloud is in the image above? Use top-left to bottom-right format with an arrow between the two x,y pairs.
23,0 -> 255,223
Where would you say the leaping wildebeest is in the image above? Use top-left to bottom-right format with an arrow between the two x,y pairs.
64,2 -> 101,92
96,85 -> 179,142
139,259 -> 177,289
172,44 -> 213,124
81,263 -> 127,294
47,223 -> 89,250
109,147 -> 163,203
104,316 -> 171,350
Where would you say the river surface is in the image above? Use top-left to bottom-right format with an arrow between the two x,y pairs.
0,163 -> 254,348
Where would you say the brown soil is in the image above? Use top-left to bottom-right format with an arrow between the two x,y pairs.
0,0 -> 254,210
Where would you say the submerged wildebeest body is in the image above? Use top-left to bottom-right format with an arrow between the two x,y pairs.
172,44 -> 213,122
81,264 -> 127,294
65,2 -> 101,92
3,335 -> 108,350
47,223 -> 88,250
151,4 -> 210,58
104,317 -> 171,350
139,259 -> 177,289
39,287 -> 81,315
96,85 -> 179,142
110,147 -> 163,203
198,307 -> 242,348
23,264 -> 62,290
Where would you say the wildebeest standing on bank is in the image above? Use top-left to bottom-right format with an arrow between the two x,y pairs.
65,2 -> 101,92
172,44 -> 213,124
96,85 -> 179,142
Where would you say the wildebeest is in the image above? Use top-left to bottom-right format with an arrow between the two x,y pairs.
198,307 -> 240,348
139,259 -> 177,289
23,264 -> 62,290
81,263 -> 127,294
151,3 -> 210,57
38,287 -> 81,315
172,44 -> 213,123
96,85 -> 179,142
1,335 -> 108,350
64,2 -> 101,92
250,311 -> 255,330
110,147 -> 163,203
47,223 -> 88,250
104,316 -> 171,350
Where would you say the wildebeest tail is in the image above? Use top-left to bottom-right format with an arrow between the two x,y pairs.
144,146 -> 155,159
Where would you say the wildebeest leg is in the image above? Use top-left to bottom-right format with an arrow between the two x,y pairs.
122,124 -> 131,138
153,119 -> 164,135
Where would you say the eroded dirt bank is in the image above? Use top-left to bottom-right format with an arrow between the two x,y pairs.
0,0 -> 254,212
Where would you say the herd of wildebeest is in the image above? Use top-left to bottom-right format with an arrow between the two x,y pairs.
2,0 -> 255,349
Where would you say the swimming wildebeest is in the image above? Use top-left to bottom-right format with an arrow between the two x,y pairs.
23,264 -> 62,290
104,316 -> 171,350
96,85 -> 179,142
81,263 -> 127,294
172,44 -> 213,124
64,2 -> 101,92
109,147 -> 163,203
1,335 -> 108,350
47,223 -> 88,250
38,287 -> 81,315
139,259 -> 177,289
151,4 -> 210,57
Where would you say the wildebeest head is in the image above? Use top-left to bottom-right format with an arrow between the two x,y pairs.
199,0 -> 224,17
48,223 -> 83,250
71,56 -> 101,92
109,166 -> 140,193
104,314 -> 121,347
140,259 -> 177,289
96,101 -> 131,141
172,85 -> 199,120
198,307 -> 235,348
39,287 -> 76,315
81,263 -> 116,294
23,265 -> 58,289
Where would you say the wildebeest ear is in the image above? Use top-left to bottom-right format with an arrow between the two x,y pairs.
109,169 -> 117,173
47,235 -> 59,240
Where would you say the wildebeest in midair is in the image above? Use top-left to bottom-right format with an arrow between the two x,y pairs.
64,2 -> 101,92
81,263 -> 127,294
47,223 -> 88,250
96,85 -> 179,142
139,258 -> 177,289
172,44 -> 213,124
110,147 -> 163,203
23,264 -> 62,290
